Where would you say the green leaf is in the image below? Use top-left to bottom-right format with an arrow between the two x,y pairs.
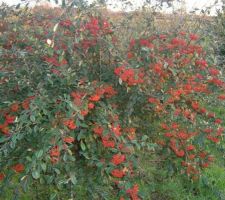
59,55 -> 64,62
35,150 -> 43,158
80,123 -> 88,128
142,135 -> 148,141
30,115 -> 35,122
63,153 -> 68,162
70,174 -> 77,185
32,171 -> 40,179
54,168 -> 60,175
41,163 -> 47,172
80,141 -> 86,151
50,193 -> 57,200
96,162 -> 103,168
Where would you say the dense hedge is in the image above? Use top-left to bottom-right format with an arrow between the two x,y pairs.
0,3 -> 225,200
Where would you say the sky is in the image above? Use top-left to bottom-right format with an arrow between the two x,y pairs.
0,0 -> 223,15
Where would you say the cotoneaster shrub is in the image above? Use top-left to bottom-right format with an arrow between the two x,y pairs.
114,32 -> 225,181
0,4 -> 224,200
0,8 -> 140,199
